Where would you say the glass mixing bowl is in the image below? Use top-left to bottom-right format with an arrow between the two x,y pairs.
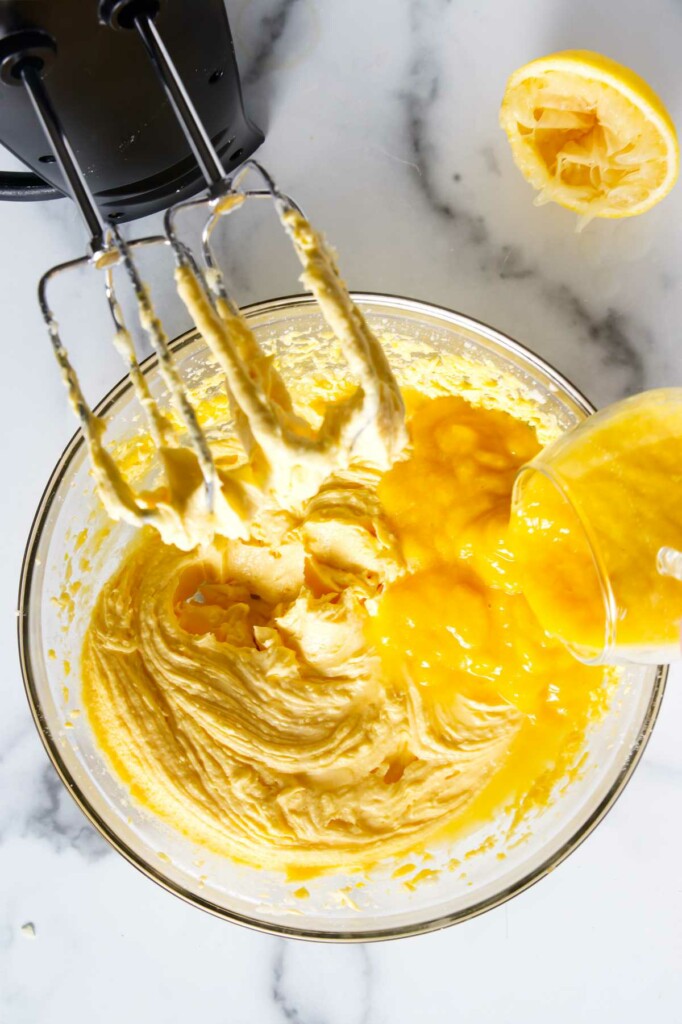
18,294 -> 666,941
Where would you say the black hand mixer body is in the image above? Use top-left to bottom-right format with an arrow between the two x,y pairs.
0,0 -> 263,222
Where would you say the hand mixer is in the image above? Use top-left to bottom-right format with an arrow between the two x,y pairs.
0,0 -> 407,549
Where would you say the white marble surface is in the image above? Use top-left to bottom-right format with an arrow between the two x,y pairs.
2,0 -> 682,1019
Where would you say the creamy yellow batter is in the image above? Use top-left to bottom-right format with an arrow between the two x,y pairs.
58,207 -> 406,552
71,205 -> 609,874
81,390 -> 607,873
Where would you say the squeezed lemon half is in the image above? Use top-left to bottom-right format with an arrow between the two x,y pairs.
500,50 -> 679,221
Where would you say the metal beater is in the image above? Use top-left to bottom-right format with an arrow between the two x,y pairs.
0,1 -> 406,542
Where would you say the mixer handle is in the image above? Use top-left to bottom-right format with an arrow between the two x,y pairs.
0,26 -> 62,202
0,170 -> 62,201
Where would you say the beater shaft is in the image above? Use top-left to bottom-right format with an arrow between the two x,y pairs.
19,62 -> 106,254
132,10 -> 226,190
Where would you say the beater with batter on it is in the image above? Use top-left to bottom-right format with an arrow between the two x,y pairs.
0,0 -> 406,549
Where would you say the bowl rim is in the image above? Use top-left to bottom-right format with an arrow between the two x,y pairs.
17,292 -> 668,942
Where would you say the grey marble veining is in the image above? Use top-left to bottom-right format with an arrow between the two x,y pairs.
271,940 -> 374,1024
1,0 -> 682,1020
24,764 -> 110,863
399,0 -> 652,403
242,0 -> 304,90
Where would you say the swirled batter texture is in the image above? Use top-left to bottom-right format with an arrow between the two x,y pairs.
82,391 -> 607,872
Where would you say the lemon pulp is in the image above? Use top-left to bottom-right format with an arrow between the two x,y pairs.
500,50 -> 679,220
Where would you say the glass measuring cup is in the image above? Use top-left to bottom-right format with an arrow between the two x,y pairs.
510,388 -> 682,665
